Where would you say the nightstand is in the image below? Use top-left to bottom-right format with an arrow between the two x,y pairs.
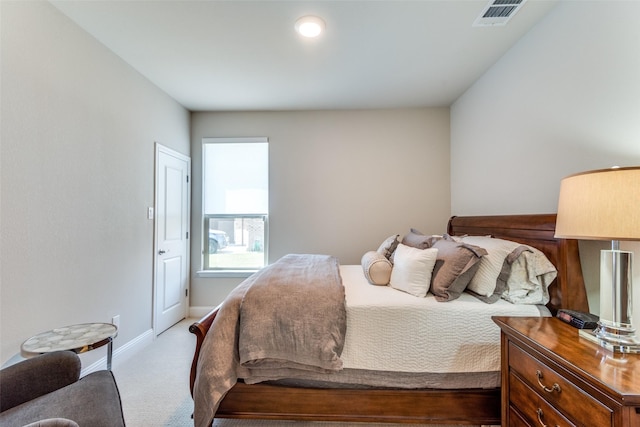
493,316 -> 640,427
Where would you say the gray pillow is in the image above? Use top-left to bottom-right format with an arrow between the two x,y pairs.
401,228 -> 440,250
430,239 -> 487,302
376,234 -> 400,261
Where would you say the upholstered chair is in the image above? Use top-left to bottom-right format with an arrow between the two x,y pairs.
0,351 -> 125,427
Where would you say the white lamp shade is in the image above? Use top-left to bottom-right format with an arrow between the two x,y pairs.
555,167 -> 640,241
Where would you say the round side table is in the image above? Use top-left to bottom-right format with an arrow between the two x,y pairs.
21,323 -> 118,370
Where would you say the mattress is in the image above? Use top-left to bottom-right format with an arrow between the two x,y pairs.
339,265 -> 550,374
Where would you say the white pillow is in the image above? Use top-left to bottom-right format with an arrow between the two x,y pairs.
389,244 -> 438,297
460,236 -> 522,299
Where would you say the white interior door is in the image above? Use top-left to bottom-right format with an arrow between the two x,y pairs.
154,144 -> 190,334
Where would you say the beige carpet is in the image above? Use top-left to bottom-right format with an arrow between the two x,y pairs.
112,318 -> 487,427
112,318 -> 196,426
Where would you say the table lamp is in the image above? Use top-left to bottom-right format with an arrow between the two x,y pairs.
555,166 -> 640,353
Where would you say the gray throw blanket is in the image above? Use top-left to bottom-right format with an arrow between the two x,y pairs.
193,254 -> 346,427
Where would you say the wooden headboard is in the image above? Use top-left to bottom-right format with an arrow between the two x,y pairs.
447,214 -> 589,315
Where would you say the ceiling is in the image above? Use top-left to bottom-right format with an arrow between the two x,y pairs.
50,0 -> 559,112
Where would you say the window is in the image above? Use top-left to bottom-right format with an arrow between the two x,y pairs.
202,137 -> 268,272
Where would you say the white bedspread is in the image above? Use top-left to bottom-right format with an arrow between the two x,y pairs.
339,265 -> 549,373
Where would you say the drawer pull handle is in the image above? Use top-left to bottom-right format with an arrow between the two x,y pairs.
536,370 -> 561,393
536,408 -> 559,427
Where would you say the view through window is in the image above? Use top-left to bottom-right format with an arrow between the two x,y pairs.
202,138 -> 268,271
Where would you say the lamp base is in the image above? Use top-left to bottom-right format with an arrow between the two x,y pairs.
579,323 -> 640,354
594,248 -> 639,353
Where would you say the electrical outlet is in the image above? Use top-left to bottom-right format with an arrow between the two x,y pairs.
112,315 -> 120,329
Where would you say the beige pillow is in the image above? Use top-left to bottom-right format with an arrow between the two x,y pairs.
389,244 -> 438,297
460,236 -> 527,303
430,239 -> 487,302
503,246 -> 557,305
361,251 -> 393,285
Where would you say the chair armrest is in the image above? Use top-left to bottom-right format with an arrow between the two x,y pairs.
0,351 -> 81,412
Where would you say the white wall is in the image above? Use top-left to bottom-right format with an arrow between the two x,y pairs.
190,109 -> 450,308
0,1 -> 190,365
450,1 -> 640,316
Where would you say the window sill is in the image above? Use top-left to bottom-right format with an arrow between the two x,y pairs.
196,270 -> 256,279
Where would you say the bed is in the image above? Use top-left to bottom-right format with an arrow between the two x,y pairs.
189,214 -> 589,426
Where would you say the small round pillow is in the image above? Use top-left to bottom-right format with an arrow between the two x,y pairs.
361,251 -> 393,286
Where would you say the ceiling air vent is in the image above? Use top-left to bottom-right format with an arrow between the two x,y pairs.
473,0 -> 527,27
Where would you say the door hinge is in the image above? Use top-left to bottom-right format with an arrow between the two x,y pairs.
186,231 -> 189,239
186,175 -> 189,183
185,288 -> 189,297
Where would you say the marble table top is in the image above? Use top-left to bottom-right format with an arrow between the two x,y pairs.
21,322 -> 118,357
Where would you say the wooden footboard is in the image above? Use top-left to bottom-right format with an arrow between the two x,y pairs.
190,304 -> 500,424
189,213 -> 589,425
215,382 -> 500,425
189,305 -> 219,396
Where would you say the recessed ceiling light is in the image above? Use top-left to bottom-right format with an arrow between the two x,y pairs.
295,16 -> 325,38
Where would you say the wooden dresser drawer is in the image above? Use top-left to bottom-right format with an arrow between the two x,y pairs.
509,341 -> 613,427
629,407 -> 640,427
508,406 -> 534,427
495,317 -> 640,427
510,373 -> 576,427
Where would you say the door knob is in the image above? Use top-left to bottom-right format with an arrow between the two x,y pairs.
158,250 -> 166,255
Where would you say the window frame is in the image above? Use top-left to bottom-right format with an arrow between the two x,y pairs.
198,137 -> 268,277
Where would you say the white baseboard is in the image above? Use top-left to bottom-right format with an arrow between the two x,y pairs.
81,328 -> 154,376
189,306 -> 215,319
